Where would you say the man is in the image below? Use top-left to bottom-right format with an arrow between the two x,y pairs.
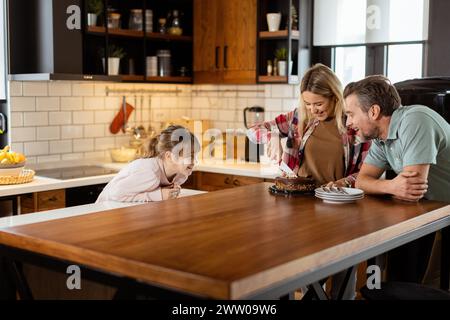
344,75 -> 450,283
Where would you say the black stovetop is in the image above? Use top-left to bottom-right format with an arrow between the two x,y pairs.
35,166 -> 118,180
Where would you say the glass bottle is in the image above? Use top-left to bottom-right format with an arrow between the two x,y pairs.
267,60 -> 273,76
168,10 -> 183,36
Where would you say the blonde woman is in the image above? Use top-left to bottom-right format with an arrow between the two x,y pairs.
248,63 -> 371,188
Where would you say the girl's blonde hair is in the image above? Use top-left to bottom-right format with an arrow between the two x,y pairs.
142,125 -> 200,160
299,63 -> 346,134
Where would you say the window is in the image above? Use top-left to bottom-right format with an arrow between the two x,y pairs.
387,44 -> 423,84
334,46 -> 366,86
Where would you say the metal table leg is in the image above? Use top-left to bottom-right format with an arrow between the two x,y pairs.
441,227 -> 450,291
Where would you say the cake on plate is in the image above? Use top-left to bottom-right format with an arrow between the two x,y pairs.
274,176 -> 316,192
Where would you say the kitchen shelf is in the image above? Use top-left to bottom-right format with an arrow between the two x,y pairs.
259,30 -> 300,40
258,75 -> 288,83
146,76 -> 192,83
122,75 -> 145,82
146,32 -> 193,42
86,27 -> 192,42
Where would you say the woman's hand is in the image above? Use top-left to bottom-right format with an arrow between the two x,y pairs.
161,185 -> 181,200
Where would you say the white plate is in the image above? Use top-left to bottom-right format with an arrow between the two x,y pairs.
315,194 -> 364,200
314,187 -> 364,197
322,199 -> 360,204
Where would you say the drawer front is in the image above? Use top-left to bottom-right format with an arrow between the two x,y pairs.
37,189 -> 66,211
231,175 -> 264,187
199,172 -> 234,191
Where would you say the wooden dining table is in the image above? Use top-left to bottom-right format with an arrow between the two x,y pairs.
0,182 -> 449,299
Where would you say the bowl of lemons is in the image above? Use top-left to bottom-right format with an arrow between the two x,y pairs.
0,146 -> 27,176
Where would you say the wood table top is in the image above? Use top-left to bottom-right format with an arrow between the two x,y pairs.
0,183 -> 448,299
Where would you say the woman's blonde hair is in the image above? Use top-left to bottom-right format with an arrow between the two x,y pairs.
141,125 -> 200,160
298,63 -> 346,134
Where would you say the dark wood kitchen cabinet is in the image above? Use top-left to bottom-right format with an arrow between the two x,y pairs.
193,0 -> 257,84
8,0 -> 193,83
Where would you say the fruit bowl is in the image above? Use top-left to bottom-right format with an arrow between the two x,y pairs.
0,161 -> 26,176
110,147 -> 137,163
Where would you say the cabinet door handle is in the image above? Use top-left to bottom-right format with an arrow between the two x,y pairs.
215,46 -> 220,69
48,196 -> 58,202
224,177 -> 231,184
223,45 -> 228,69
233,179 -> 240,186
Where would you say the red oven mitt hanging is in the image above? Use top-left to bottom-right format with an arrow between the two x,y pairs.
109,103 -> 135,134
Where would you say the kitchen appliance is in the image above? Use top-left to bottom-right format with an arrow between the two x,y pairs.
394,77 -> 450,123
35,166 -> 118,180
243,106 -> 265,162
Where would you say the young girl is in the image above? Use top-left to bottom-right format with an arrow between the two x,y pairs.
96,125 -> 200,203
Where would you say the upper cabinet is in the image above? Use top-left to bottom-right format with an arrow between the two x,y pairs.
8,0 -> 193,83
193,0 -> 257,84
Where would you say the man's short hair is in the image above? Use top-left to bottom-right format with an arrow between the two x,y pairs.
344,75 -> 402,116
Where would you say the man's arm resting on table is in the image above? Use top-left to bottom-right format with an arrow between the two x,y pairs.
356,163 -> 429,201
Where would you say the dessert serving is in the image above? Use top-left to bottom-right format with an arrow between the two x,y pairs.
274,176 -> 316,193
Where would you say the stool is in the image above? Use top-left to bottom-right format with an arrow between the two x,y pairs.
360,282 -> 450,300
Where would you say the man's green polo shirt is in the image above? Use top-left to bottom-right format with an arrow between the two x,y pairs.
364,105 -> 450,202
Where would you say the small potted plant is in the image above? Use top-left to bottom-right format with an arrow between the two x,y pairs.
100,45 -> 126,75
87,0 -> 103,27
275,47 -> 288,77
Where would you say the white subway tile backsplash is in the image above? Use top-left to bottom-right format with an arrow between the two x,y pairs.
49,112 -> 72,125
10,97 -> 36,111
265,98 -> 283,111
37,126 -> 60,141
36,97 -> 60,111
61,153 -> 84,161
48,82 -> 72,96
24,141 -> 49,156
192,97 -> 210,109
9,80 -> 300,161
37,155 -> 61,163
24,112 -> 48,126
95,137 -> 115,151
105,96 -> 122,110
271,85 -> 294,98
84,97 -> 105,110
73,111 -> 94,124
10,142 -> 24,154
50,140 -> 72,154
72,83 -> 94,96
84,124 -> 104,138
218,110 -> 236,122
94,110 -> 115,124
11,112 -> 24,127
73,138 -> 94,152
161,97 -> 178,109
61,97 -> 83,111
61,125 -> 83,139
282,98 -> 299,112
11,127 -> 36,142
84,151 -> 107,160
9,81 -> 23,97
23,82 -> 48,96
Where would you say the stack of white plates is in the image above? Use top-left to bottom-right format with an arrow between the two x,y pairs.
315,187 -> 364,204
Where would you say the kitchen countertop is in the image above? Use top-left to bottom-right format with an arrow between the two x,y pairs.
0,159 -> 279,198
0,188 -> 206,229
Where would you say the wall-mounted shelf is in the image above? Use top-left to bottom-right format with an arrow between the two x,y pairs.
259,30 -> 300,40
146,76 -> 192,83
257,0 -> 311,85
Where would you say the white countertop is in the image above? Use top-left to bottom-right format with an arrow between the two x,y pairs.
0,188 -> 206,229
0,159 -> 279,198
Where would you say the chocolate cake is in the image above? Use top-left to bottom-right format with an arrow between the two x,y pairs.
274,176 -> 316,192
